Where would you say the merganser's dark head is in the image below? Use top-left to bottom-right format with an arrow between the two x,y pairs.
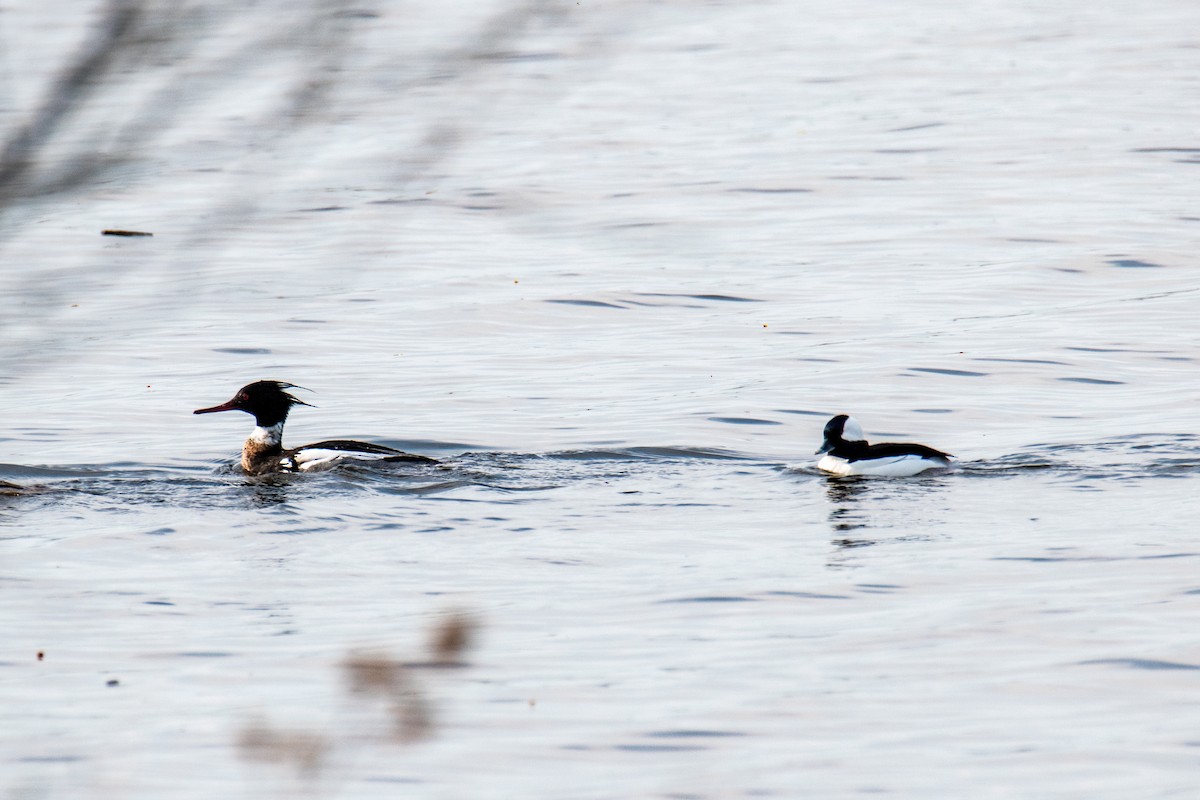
194,380 -> 312,428
815,414 -> 866,454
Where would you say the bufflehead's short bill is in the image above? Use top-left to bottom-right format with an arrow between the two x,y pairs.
816,415 -> 952,477
194,380 -> 436,475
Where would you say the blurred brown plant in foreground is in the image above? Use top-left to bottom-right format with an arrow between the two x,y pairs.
238,610 -> 480,776
238,722 -> 328,776
429,609 -> 479,667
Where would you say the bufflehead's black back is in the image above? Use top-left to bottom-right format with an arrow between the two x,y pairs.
816,414 -> 952,477
194,380 -> 436,475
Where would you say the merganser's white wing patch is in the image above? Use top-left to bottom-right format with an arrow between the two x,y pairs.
288,447 -> 399,472
818,453 -> 950,477
293,450 -> 351,471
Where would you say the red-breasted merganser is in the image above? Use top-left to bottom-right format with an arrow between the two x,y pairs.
194,380 -> 436,475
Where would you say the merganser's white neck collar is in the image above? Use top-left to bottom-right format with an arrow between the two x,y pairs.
249,422 -> 284,448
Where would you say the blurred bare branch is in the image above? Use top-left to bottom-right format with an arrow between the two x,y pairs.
0,0 -> 595,378
0,0 -> 144,201
0,0 -> 356,209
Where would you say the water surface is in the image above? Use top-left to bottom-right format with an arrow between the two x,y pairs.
2,0 -> 1199,797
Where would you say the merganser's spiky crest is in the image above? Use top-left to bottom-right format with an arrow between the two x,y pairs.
193,380 -> 312,428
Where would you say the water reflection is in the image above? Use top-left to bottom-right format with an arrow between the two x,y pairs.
243,478 -> 294,508
821,474 -> 955,560
824,477 -> 872,535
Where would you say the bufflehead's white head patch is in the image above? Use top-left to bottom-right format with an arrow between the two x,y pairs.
816,414 -> 865,454
839,416 -> 865,442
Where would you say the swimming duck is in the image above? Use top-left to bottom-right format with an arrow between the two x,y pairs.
816,414 -> 952,477
194,380 -> 436,475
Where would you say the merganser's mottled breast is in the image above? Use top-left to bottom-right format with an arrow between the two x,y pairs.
816,414 -> 953,477
194,380 -> 436,475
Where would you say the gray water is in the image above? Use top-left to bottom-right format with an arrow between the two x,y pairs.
3,0 -> 1200,797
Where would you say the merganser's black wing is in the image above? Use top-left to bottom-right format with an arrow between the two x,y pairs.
285,440 -> 438,470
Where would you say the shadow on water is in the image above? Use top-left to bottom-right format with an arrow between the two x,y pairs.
3,434 -> 1198,521
0,445 -> 767,515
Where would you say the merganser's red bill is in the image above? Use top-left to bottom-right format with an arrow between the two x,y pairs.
193,399 -> 242,414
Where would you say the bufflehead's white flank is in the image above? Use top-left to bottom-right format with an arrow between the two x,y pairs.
194,380 -> 436,475
816,415 -> 952,477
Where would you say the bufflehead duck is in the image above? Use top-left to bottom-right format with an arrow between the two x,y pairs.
194,380 -> 436,475
816,415 -> 952,477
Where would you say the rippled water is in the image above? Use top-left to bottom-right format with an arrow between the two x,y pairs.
3,0 -> 1200,797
